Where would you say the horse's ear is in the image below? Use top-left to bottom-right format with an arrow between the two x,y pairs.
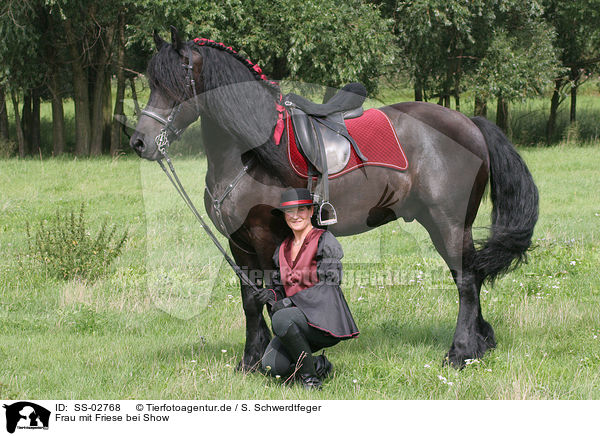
170,26 -> 184,53
153,30 -> 165,50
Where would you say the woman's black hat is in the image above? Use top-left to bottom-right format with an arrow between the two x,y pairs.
271,188 -> 316,215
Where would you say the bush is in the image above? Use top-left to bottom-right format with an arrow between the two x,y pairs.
0,137 -> 17,158
26,203 -> 128,281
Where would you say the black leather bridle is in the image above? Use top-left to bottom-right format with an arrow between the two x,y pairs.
140,45 -> 201,155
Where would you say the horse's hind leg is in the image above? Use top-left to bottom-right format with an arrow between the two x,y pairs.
417,208 -> 495,367
447,230 -> 496,366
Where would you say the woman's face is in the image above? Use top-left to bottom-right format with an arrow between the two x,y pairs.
284,206 -> 313,233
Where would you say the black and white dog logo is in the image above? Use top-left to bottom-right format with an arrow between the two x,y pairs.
3,402 -> 50,434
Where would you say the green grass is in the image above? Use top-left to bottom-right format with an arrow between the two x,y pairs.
1,145 -> 599,399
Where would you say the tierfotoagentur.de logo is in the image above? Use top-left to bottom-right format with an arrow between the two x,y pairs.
3,402 -> 50,434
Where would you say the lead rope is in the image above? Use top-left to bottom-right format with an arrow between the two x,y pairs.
156,149 -> 265,298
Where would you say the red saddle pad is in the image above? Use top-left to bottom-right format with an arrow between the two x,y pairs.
286,108 -> 408,179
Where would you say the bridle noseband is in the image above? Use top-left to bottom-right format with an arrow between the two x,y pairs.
140,44 -> 201,155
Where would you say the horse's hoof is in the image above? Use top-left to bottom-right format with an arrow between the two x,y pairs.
445,333 -> 496,368
443,351 -> 467,369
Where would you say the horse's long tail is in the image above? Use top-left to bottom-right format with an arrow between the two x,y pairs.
470,116 -> 539,284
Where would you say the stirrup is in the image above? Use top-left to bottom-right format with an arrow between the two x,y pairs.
317,201 -> 337,226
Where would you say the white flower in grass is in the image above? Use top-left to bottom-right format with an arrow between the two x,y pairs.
221,349 -> 227,353
594,335 -> 598,339
570,261 -> 577,265
424,364 -> 431,368
447,382 -> 454,386
275,375 -> 281,379
353,379 -> 358,384
357,296 -> 364,301
225,364 -> 231,368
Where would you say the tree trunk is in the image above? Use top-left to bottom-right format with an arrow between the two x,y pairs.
110,74 -> 125,155
0,87 -> 9,140
570,66 -> 579,124
49,81 -> 66,156
90,23 -> 116,156
454,92 -> 460,113
111,13 -> 126,156
66,20 -> 91,157
102,74 -> 112,154
546,78 -> 563,144
31,88 -> 42,154
474,96 -> 487,117
90,67 -> 106,156
10,91 -> 26,158
130,77 -> 140,116
414,77 -> 423,101
570,85 -> 577,124
22,91 -> 32,151
496,96 -> 509,133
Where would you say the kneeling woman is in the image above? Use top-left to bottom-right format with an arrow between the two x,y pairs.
256,188 -> 359,390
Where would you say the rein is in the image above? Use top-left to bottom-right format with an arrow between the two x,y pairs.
141,43 -> 266,299
156,152 -> 264,296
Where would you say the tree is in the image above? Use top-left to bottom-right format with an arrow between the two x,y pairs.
240,0 -> 396,95
0,0 -> 47,157
384,0 -> 559,133
132,0 -> 396,95
543,0 -> 600,143
469,20 -> 560,133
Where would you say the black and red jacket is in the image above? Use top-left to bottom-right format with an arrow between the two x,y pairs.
269,228 -> 359,339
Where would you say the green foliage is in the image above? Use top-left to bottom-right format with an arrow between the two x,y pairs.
0,136 -> 17,158
470,25 -> 561,101
25,203 -> 128,281
241,0 -> 396,93
543,0 -> 600,70
0,0 -> 46,90
139,0 -> 396,94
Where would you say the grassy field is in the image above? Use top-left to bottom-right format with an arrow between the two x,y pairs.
0,143 -> 599,400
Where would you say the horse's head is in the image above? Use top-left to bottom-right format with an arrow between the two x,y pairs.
130,27 -> 202,160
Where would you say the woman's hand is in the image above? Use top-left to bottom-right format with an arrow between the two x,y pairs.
255,288 -> 277,305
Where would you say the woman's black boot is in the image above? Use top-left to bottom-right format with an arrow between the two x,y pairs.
279,323 -> 322,390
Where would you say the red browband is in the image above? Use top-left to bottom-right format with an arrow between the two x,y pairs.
280,199 -> 314,207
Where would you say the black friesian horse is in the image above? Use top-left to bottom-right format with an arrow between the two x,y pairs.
130,28 -> 538,369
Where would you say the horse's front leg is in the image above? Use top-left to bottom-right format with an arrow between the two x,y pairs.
230,242 -> 272,372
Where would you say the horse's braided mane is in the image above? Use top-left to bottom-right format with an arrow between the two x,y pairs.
147,37 -> 290,179
190,38 -> 290,179
193,38 -> 281,96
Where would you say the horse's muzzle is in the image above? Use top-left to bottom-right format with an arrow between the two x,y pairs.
130,132 -> 146,157
130,132 -> 161,160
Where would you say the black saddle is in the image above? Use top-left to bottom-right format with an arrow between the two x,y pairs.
285,82 -> 367,118
283,83 -> 369,225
